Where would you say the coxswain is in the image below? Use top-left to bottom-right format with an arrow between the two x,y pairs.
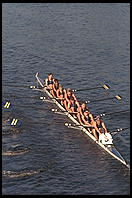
99,131 -> 113,145
44,73 -> 54,90
50,79 -> 59,98
56,84 -> 65,105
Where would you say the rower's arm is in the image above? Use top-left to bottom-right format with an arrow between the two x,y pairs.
89,114 -> 100,134
72,93 -> 77,101
50,84 -> 56,97
81,115 -> 92,127
64,99 -> 69,111
77,112 -> 83,124
67,101 -> 71,110
45,78 -> 48,86
92,120 -> 101,135
52,84 -> 55,91
64,89 -> 68,100
56,90 -> 60,98
102,122 -> 107,133
89,113 -> 94,122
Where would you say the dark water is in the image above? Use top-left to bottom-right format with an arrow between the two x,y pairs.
2,3 -> 130,195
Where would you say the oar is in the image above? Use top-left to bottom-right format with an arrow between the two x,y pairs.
65,122 -> 93,129
3,84 -> 32,88
40,96 -> 55,103
110,127 -> 129,135
72,84 -> 110,92
52,108 -> 78,114
110,127 -> 130,148
3,95 -> 41,99
2,100 -> 56,111
85,94 -> 122,103
3,117 -> 54,128
2,83 -> 44,88
99,109 -> 129,117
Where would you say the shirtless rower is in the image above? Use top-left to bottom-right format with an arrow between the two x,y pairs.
56,84 -> 65,105
50,79 -> 59,98
44,73 -> 54,90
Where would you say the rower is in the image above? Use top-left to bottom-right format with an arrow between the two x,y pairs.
44,73 -> 54,90
96,115 -> 107,133
64,88 -> 79,111
50,79 -> 59,98
77,101 -> 87,124
81,110 -> 98,140
67,96 -> 78,113
95,115 -> 113,144
56,84 -> 65,105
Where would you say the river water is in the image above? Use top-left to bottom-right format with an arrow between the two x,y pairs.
2,3 -> 130,195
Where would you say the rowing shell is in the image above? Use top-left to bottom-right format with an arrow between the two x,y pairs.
35,72 -> 129,168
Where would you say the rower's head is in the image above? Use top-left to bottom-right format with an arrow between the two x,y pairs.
81,102 -> 86,109
84,110 -> 90,116
96,115 -> 101,123
67,88 -> 72,96
54,79 -> 59,85
59,84 -> 63,90
48,73 -> 53,80
70,96 -> 75,103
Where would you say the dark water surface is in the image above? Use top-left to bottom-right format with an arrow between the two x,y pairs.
2,3 -> 130,195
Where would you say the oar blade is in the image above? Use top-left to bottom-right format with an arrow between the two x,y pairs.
2,101 -> 12,110
115,94 -> 122,100
8,118 -> 21,127
102,84 -> 110,90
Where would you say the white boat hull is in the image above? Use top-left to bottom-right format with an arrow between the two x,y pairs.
35,72 -> 129,168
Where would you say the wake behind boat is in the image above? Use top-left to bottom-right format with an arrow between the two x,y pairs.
35,72 -> 129,169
